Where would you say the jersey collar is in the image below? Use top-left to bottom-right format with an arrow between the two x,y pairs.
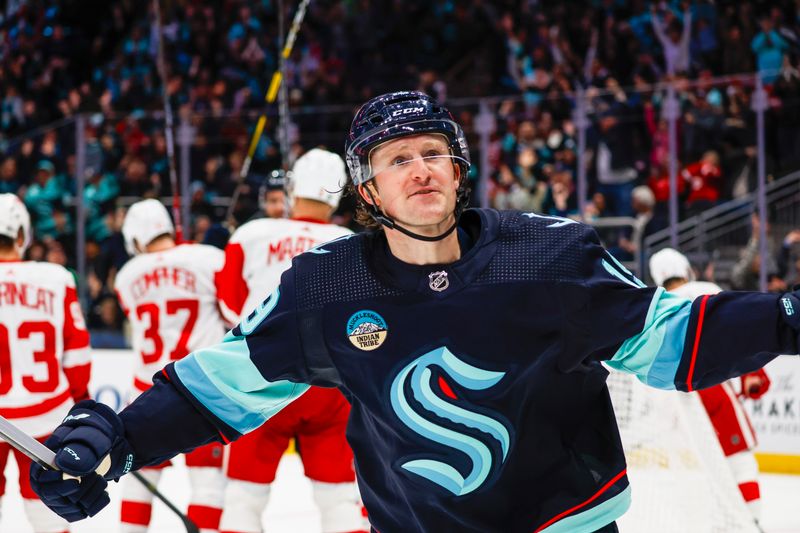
292,216 -> 328,225
369,208 -> 500,296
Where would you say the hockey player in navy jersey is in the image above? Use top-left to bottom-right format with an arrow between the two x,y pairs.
30,91 -> 800,533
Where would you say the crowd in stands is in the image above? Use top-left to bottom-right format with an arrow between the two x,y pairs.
2,0 -> 800,339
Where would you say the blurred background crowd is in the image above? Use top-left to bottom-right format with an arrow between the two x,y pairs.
2,0 -> 800,342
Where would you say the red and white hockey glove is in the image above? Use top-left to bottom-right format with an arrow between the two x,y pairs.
740,368 -> 771,400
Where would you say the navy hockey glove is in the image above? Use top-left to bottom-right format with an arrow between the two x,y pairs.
29,467 -> 109,522
781,292 -> 800,351
47,399 -> 134,478
30,400 -> 135,521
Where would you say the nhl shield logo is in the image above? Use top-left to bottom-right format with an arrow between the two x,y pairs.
428,270 -> 449,292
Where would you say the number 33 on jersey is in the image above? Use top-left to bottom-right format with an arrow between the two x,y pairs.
0,261 -> 91,438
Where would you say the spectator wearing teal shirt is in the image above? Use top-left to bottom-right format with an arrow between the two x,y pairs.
751,16 -> 788,84
84,167 -> 119,243
24,160 -> 73,240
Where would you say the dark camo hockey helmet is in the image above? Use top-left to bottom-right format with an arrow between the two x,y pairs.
345,91 -> 471,187
260,169 -> 289,193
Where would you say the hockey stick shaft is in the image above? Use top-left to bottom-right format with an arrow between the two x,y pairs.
131,470 -> 200,533
152,0 -> 183,242
0,414 -> 198,533
0,414 -> 60,471
0,414 -> 111,479
226,0 -> 311,221
245,0 -> 309,167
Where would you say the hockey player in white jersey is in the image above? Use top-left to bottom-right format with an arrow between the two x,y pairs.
650,248 -> 770,521
0,194 -> 92,533
115,199 -> 227,533
216,149 -> 367,533
218,152 -> 353,322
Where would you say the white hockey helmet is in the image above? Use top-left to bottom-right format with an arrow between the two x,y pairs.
122,199 -> 174,255
0,193 -> 31,254
649,248 -> 694,286
289,148 -> 346,209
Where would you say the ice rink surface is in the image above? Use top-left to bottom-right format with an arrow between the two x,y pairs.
2,454 -> 799,532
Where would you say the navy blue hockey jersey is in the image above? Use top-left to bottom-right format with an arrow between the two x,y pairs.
121,209 -> 800,533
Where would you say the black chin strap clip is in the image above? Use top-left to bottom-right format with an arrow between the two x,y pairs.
369,206 -> 457,242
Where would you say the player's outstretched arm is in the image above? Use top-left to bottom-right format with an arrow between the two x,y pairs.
671,290 -> 799,391
566,226 -> 800,391
31,277 -> 314,522
29,374 -> 225,522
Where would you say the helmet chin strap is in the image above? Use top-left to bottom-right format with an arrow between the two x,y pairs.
363,186 -> 458,243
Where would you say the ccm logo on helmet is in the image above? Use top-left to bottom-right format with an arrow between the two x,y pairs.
392,107 -> 425,116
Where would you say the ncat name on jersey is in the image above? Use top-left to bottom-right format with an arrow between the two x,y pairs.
0,282 -> 56,315
130,267 -> 197,300
268,236 -> 320,265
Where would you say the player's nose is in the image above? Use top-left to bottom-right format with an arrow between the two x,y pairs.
407,156 -> 433,181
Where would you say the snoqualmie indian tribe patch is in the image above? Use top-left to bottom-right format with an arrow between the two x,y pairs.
346,310 -> 388,351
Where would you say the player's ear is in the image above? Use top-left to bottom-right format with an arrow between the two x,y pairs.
358,182 -> 381,207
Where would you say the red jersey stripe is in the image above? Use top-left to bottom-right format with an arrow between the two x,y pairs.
534,468 -> 627,532
686,294 -> 711,392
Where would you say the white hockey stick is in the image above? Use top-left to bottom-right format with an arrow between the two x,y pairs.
0,413 -> 110,478
0,414 -> 199,533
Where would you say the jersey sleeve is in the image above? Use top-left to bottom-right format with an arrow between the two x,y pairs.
216,241 -> 248,325
562,226 -> 799,392
62,278 -> 92,402
119,372 -> 229,469
667,290 -> 798,391
164,266 -> 314,439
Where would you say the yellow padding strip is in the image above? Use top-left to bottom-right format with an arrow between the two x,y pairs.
755,453 -> 800,474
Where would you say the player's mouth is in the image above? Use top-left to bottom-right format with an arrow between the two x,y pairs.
409,188 -> 438,198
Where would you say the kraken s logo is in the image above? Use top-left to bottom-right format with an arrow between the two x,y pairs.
389,347 -> 511,496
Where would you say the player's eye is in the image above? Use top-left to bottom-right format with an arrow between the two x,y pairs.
392,156 -> 409,166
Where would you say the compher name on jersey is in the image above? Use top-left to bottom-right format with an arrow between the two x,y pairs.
130,267 -> 197,300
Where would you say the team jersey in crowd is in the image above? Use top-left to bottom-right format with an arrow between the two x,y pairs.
671,280 -> 725,300
115,244 -> 227,393
217,217 -> 351,322
0,261 -> 91,437
120,209 -> 800,533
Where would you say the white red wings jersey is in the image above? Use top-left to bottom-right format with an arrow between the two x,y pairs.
670,280 -> 723,299
217,217 -> 352,322
115,244 -> 226,393
0,261 -> 91,437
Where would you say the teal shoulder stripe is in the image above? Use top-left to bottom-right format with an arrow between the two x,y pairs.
606,288 -> 692,390
601,253 -> 646,288
174,335 -> 309,434
539,485 -> 631,533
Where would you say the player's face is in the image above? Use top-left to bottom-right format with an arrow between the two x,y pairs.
365,134 -> 460,231
264,191 -> 286,218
